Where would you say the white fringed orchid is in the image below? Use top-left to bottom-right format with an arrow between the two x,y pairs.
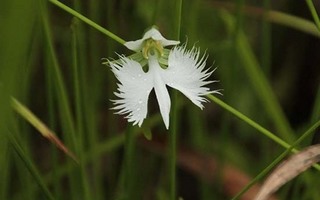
108,27 -> 219,129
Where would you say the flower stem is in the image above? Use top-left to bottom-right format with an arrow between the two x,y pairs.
174,0 -> 183,40
169,1 -> 183,200
124,125 -> 136,199
48,0 -> 126,45
169,90 -> 178,200
207,94 -> 292,150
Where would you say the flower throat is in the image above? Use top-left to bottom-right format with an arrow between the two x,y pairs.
142,39 -> 164,59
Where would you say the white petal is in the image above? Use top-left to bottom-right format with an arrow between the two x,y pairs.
145,28 -> 180,47
148,56 -> 171,129
110,57 -> 153,127
124,27 -> 180,51
124,39 -> 145,52
163,45 -> 218,109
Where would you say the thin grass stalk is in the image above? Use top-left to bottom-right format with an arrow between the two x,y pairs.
186,0 -> 199,43
187,107 -> 216,199
15,120 -> 35,200
0,0 -> 38,198
306,0 -> 320,31
40,0 -> 77,155
168,1 -> 183,199
169,90 -> 178,200
87,1 -> 105,198
259,0 -> 273,164
231,117 -> 320,200
4,0 -> 39,198
105,1 -> 119,197
235,30 -> 295,142
0,0 -> 35,199
207,96 -> 320,173
39,1 -> 83,199
207,95 -> 293,150
124,126 -> 137,199
46,55 -> 62,199
71,21 -> 92,200
6,131 -> 55,200
113,126 -> 137,199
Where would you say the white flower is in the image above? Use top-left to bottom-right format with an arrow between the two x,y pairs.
109,28 -> 219,129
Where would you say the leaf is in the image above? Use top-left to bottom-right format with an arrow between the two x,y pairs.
11,97 -> 78,163
254,144 -> 320,200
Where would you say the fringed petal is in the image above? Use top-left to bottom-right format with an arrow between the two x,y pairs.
163,45 -> 220,109
110,57 -> 153,127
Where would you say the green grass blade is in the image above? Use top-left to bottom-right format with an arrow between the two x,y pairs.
235,30 -> 295,142
219,9 -> 295,142
6,132 -> 55,200
40,1 -> 86,199
306,0 -> 320,31
231,118 -> 320,200
11,97 -> 78,162
207,95 -> 293,149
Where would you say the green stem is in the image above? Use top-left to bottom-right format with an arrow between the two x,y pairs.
207,95 -> 320,199
207,94 -> 292,149
306,0 -> 320,31
71,21 -> 92,200
6,132 -> 55,200
40,1 -> 82,199
124,126 -> 136,199
174,0 -> 183,40
46,54 -> 62,199
236,30 -> 295,142
231,118 -> 320,200
168,1 -> 183,200
48,0 -> 126,45
169,90 -> 178,200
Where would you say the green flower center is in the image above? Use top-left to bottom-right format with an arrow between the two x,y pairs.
142,39 -> 163,59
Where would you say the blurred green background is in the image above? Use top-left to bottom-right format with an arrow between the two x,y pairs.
1,0 -> 320,199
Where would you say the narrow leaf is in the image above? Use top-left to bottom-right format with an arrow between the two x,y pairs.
11,97 -> 78,163
255,144 -> 320,200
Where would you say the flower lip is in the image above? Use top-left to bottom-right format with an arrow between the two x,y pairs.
124,27 -> 180,52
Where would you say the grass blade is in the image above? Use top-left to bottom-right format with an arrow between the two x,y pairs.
11,97 -> 78,162
6,131 -> 55,200
254,144 -> 320,200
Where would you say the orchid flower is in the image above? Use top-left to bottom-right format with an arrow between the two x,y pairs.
108,27 -> 219,129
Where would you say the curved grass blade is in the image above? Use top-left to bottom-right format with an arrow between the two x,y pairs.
254,144 -> 320,200
11,97 -> 78,163
6,131 -> 55,200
